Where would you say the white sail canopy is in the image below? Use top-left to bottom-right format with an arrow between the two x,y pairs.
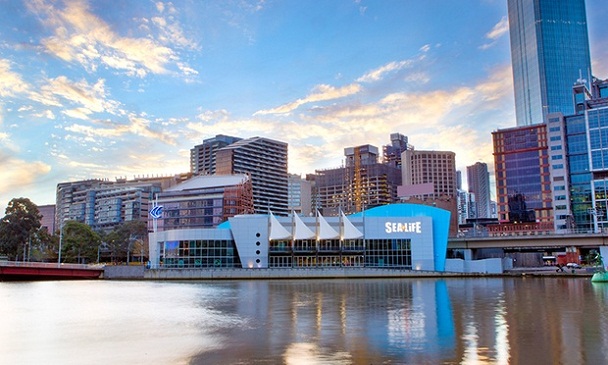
293,212 -> 316,240
269,211 -> 292,240
317,211 -> 340,240
341,211 -> 363,239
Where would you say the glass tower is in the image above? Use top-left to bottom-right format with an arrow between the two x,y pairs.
508,0 -> 592,126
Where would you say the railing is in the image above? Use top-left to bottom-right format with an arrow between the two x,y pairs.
454,226 -> 608,239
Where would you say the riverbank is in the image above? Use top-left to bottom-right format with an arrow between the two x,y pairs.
102,265 -> 597,280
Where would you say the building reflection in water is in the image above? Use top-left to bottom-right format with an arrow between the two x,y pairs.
190,278 -> 608,364
194,279 -> 456,364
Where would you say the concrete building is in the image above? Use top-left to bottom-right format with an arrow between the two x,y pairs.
214,136 -> 289,216
508,0 -> 592,126
467,162 -> 492,219
288,174 -> 312,216
399,149 -> 458,235
383,132 -> 413,168
190,134 -> 242,175
148,203 -> 451,272
312,143 -> 402,216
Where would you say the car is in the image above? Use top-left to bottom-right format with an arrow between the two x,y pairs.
566,263 -> 581,269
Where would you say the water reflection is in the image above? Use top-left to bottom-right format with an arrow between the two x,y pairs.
192,279 -> 453,364
2,278 -> 608,364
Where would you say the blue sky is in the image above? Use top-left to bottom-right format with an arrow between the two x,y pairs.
1,0 -> 607,211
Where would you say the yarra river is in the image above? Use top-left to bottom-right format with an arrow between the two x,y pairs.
1,277 -> 608,365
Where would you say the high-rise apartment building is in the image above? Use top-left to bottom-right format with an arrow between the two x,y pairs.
55,174 -> 191,232
467,162 -> 492,219
508,0 -> 592,125
214,136 -> 289,215
190,135 -> 242,175
399,149 -> 458,235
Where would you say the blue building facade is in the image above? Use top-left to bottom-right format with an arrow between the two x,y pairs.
508,0 -> 592,126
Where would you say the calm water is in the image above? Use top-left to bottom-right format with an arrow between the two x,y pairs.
1,277 -> 607,365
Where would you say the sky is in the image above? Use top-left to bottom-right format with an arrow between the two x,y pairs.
1,0 -> 608,212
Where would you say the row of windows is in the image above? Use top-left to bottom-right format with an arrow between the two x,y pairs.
159,238 -> 412,269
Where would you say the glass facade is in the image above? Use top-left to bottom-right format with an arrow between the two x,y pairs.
588,108 -> 608,231
160,239 -> 242,268
493,125 -> 553,225
564,114 -> 593,231
159,238 -> 411,269
508,0 -> 592,126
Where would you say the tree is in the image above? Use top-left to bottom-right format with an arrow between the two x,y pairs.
0,198 -> 42,261
60,220 -> 101,264
104,220 -> 148,263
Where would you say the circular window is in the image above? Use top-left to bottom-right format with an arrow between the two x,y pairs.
255,259 -> 261,264
256,241 -> 261,246
256,233 -> 261,237
256,250 -> 261,255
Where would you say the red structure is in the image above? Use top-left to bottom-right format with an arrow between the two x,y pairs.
0,262 -> 103,281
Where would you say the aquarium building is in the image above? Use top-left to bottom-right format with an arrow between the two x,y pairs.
148,203 -> 450,272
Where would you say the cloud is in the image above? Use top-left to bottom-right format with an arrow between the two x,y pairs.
480,16 -> 509,50
0,151 -> 52,200
486,16 -> 509,40
255,83 -> 362,115
357,47 -> 430,83
0,59 -> 30,97
27,0 -> 197,78
27,75 -> 121,120
64,113 -> 176,145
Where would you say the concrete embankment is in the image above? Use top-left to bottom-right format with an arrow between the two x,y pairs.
103,266 -> 470,280
103,265 -> 596,280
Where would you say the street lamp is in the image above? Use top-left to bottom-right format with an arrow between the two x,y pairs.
58,223 -> 63,267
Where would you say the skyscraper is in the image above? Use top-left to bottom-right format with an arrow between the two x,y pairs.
508,0 -> 592,126
467,162 -> 492,219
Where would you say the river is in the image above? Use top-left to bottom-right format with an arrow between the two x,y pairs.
1,277 -> 607,364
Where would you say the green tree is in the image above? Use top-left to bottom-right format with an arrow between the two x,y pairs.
60,220 -> 101,264
104,220 -> 148,263
0,198 -> 42,261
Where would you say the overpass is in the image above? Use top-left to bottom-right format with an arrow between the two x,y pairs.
449,232 -> 608,250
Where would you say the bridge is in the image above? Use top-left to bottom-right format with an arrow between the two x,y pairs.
448,232 -> 608,250
0,261 -> 104,281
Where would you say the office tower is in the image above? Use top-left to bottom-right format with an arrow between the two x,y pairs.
492,124 -> 554,230
467,162 -> 492,219
559,78 -> 608,233
190,135 -> 242,175
508,0 -> 592,125
215,136 -> 289,215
